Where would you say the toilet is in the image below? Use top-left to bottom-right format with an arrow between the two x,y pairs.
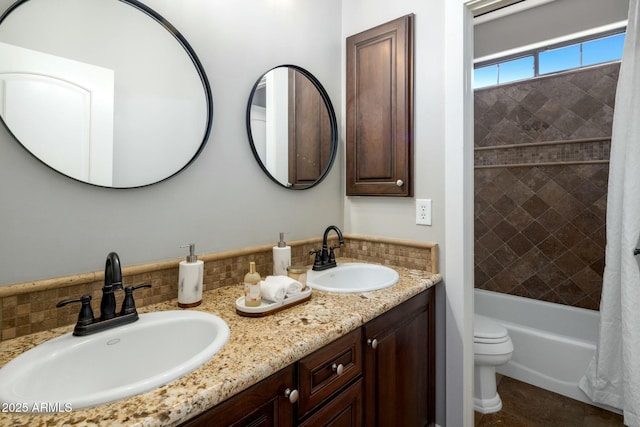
474,314 -> 514,414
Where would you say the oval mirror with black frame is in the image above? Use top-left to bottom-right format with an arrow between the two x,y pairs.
246,65 -> 337,190
0,0 -> 213,188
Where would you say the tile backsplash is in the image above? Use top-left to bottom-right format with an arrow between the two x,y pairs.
0,234 -> 437,341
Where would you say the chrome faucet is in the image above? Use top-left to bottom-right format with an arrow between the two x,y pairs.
310,225 -> 345,271
56,252 -> 151,336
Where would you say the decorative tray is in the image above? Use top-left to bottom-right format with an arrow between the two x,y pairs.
235,287 -> 312,317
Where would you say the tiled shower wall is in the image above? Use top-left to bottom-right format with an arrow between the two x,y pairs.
474,63 -> 619,310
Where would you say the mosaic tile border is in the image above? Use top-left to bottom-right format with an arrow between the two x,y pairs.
0,234 -> 437,341
474,137 -> 610,168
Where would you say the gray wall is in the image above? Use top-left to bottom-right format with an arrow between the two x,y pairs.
474,0 -> 630,59
1,1 -> 455,424
341,1 -> 446,253
340,2 -> 448,425
0,0 -> 343,285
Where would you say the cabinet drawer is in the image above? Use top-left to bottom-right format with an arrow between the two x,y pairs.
297,328 -> 362,418
298,378 -> 363,427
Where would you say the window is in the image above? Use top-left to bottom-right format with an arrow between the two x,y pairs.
474,56 -> 534,89
582,33 -> 625,66
498,56 -> 535,84
539,43 -> 580,75
474,30 -> 625,89
474,64 -> 498,89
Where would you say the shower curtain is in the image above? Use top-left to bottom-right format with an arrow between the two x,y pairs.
579,0 -> 640,424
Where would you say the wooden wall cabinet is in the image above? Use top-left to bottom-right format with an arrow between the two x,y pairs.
346,14 -> 414,196
179,287 -> 435,427
287,68 -> 333,189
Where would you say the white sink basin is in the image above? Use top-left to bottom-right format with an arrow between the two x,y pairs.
306,262 -> 399,293
0,310 -> 229,412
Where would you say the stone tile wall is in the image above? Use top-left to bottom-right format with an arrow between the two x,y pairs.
474,63 -> 619,310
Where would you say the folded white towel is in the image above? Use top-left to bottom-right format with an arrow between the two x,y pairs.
264,275 -> 304,296
260,280 -> 286,302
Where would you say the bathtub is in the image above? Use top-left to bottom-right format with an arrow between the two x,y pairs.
475,289 -> 618,412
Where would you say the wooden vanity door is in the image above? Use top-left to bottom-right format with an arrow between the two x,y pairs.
179,366 -> 295,427
363,288 -> 435,427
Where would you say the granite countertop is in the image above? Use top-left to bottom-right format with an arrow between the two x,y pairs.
0,259 -> 441,427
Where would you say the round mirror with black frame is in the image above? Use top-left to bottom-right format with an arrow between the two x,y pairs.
0,0 -> 213,188
246,65 -> 337,190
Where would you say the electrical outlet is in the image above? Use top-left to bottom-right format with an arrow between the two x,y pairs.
416,199 -> 432,226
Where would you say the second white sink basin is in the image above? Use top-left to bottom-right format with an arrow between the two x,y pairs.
0,310 -> 229,412
306,262 -> 399,293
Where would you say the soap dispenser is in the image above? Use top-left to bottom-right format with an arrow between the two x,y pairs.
244,261 -> 262,307
178,243 -> 204,308
272,232 -> 291,276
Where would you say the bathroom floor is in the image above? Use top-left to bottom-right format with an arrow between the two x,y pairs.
474,376 -> 625,427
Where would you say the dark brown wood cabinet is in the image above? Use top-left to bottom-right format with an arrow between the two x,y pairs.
288,68 -> 333,189
346,14 -> 414,196
180,365 -> 295,427
297,329 -> 363,420
298,379 -> 363,427
179,288 -> 435,427
363,288 -> 435,427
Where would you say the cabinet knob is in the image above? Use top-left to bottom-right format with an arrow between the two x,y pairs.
332,363 -> 344,376
396,179 -> 404,187
284,388 -> 299,404
367,338 -> 378,349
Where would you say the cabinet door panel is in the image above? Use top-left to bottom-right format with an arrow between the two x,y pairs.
346,13 -> 414,196
363,289 -> 435,427
179,366 -> 295,427
288,68 -> 332,189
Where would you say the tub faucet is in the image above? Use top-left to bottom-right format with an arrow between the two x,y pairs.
310,225 -> 345,271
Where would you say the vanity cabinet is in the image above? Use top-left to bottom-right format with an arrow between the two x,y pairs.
363,288 -> 435,426
297,328 -> 363,425
298,379 -> 363,427
180,365 -> 296,427
179,288 -> 434,427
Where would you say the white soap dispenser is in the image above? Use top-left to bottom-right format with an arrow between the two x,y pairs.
273,232 -> 291,276
178,243 -> 204,308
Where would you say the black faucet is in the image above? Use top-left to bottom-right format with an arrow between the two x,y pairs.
310,225 -> 345,271
56,252 -> 151,336
100,252 -> 123,320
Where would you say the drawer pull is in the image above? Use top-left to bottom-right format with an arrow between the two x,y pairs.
331,363 -> 344,376
284,388 -> 299,404
367,338 -> 378,349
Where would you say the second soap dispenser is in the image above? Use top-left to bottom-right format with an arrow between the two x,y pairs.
178,243 -> 204,308
273,232 -> 291,276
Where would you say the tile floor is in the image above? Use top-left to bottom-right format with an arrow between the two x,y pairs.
475,376 -> 625,427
